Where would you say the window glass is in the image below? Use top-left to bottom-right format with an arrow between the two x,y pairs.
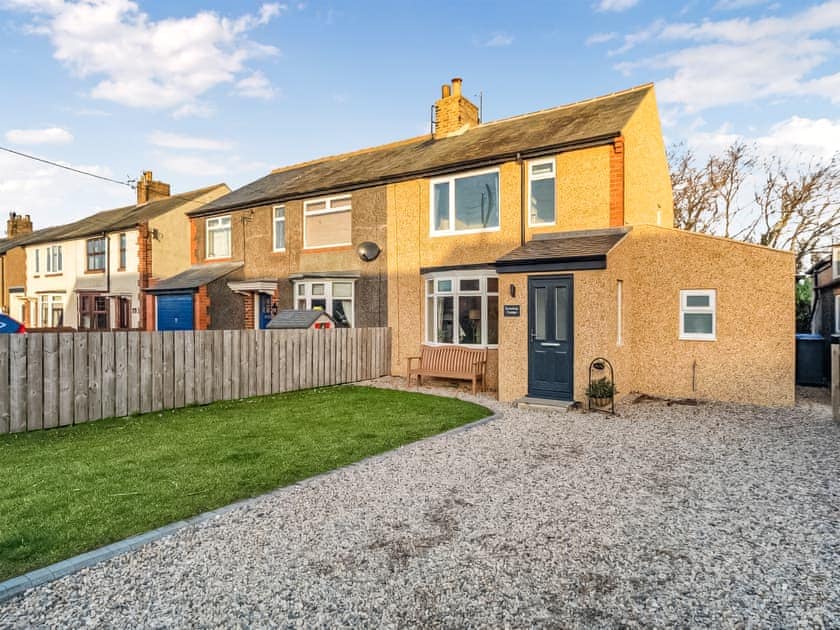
119,234 -> 126,269
458,296 -> 482,344
274,207 -> 285,250
555,286 -> 568,341
437,279 -> 452,292
433,182 -> 450,231
530,178 -> 555,225
333,282 -> 352,298
311,298 -> 327,311
436,296 -> 454,343
535,288 -> 546,340
684,313 -> 714,334
87,238 -> 106,271
487,278 -> 499,293
34,249 -> 39,273
311,283 -> 325,296
454,172 -> 499,230
459,279 -> 480,292
297,284 -> 305,296
426,296 -> 435,342
531,162 -> 553,177
207,216 -> 231,258
685,295 -> 709,308
487,295 -> 499,344
333,299 -> 351,326
304,196 -> 352,248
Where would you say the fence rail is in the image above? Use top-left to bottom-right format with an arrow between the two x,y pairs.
0,327 -> 391,434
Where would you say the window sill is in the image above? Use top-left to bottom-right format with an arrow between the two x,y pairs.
205,256 -> 232,262
302,245 -> 352,254
679,335 -> 716,342
84,269 -> 105,275
430,227 -> 501,238
44,272 -> 63,277
271,248 -> 286,254
529,220 -> 556,228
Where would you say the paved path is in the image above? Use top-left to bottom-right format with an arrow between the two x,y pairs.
2,382 -> 839,628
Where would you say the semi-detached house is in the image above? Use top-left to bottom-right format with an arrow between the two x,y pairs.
181,79 -> 794,406
12,173 -> 228,330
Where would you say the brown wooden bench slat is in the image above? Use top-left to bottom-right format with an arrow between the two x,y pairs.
406,345 -> 487,395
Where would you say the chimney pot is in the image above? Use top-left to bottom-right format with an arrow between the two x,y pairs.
441,84 -> 451,98
452,77 -> 462,96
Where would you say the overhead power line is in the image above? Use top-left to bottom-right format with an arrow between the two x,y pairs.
0,145 -> 134,188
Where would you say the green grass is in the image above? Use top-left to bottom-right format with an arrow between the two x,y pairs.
0,385 -> 490,581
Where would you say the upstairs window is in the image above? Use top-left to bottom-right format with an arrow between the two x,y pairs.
529,159 -> 556,226
86,237 -> 106,272
273,206 -> 286,251
304,196 -> 351,249
46,245 -> 62,273
833,245 -> 840,279
119,233 -> 127,269
431,169 -> 500,235
679,290 -> 716,340
34,249 -> 40,274
206,216 -> 231,259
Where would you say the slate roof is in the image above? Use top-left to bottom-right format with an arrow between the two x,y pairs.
0,184 -> 227,253
144,262 -> 243,293
191,84 -> 652,216
266,309 -> 335,329
496,227 -> 631,268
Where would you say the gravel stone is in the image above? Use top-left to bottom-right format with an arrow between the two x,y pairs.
2,380 -> 839,628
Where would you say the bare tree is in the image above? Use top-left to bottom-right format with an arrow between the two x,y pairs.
669,141 -> 840,271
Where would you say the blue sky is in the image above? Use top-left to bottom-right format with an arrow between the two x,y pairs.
1,0 -> 838,230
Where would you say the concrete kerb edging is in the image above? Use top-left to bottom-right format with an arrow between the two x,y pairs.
0,409 -> 501,604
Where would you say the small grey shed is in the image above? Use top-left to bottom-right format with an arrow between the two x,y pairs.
266,309 -> 336,330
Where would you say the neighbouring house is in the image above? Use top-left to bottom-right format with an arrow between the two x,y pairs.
0,212 -> 35,320
809,243 -> 840,379
187,79 -> 794,406
14,173 -> 229,330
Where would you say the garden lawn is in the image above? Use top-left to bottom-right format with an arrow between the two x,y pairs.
0,385 -> 490,581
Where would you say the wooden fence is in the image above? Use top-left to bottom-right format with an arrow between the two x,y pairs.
0,327 -> 391,434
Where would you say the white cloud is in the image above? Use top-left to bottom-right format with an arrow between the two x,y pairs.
595,0 -> 639,12
171,102 -> 215,119
5,126 -> 73,144
235,70 -> 276,99
5,0 -> 283,110
611,1 -> 840,111
482,33 -> 514,47
713,0 -> 772,10
585,31 -> 617,45
0,151 -> 132,230
147,131 -> 234,151
757,116 -> 840,161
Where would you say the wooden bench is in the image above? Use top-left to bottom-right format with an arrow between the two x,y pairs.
406,345 -> 487,394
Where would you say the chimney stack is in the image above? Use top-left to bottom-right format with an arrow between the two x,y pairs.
434,77 -> 479,139
6,212 -> 33,238
136,171 -> 171,205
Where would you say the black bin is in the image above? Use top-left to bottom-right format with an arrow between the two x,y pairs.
796,333 -> 826,386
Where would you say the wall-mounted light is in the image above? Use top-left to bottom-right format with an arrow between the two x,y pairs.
509,283 -> 516,298
270,301 -> 279,316
150,228 -> 161,241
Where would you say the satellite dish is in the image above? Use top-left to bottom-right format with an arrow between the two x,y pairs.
357,241 -> 381,262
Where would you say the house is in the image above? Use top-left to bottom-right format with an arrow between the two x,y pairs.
809,243 -> 840,379
187,79 -> 794,406
15,173 -> 229,330
0,213 -> 34,321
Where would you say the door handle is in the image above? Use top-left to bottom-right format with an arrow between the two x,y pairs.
541,342 -> 560,347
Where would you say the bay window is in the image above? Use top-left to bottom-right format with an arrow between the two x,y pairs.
295,279 -> 354,326
39,294 -> 64,327
206,216 -> 231,259
431,169 -> 500,235
425,273 -> 498,346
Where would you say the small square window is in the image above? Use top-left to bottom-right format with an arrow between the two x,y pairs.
680,290 -> 716,341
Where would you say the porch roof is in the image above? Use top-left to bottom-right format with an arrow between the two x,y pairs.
495,227 -> 630,273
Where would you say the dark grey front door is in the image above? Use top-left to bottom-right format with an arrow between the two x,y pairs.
528,276 -> 573,400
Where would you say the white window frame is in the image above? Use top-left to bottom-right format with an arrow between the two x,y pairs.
424,270 -> 499,348
835,294 -> 840,334
39,293 -> 64,327
46,245 -> 62,273
616,279 -> 623,346
34,248 -> 40,274
429,167 -> 502,237
679,289 -> 716,341
206,215 -> 231,259
528,158 -> 556,227
294,279 -> 356,327
273,205 -> 286,252
303,195 -> 352,250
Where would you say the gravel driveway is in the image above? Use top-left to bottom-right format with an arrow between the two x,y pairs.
2,381 -> 839,628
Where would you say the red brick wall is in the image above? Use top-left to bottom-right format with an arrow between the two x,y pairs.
137,222 -> 152,329
609,136 -> 625,227
195,286 -> 210,330
243,292 -> 255,329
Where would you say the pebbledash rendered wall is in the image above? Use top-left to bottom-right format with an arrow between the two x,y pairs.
497,225 -> 795,407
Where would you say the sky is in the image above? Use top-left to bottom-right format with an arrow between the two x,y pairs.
0,0 -> 838,232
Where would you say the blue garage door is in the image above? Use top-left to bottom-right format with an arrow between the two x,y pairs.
156,293 -> 194,331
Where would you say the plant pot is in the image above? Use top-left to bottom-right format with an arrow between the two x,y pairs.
590,396 -> 611,408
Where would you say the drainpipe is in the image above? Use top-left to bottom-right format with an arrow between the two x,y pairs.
517,152 -> 526,246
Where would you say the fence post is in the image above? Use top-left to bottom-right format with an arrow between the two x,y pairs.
832,338 -> 839,423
